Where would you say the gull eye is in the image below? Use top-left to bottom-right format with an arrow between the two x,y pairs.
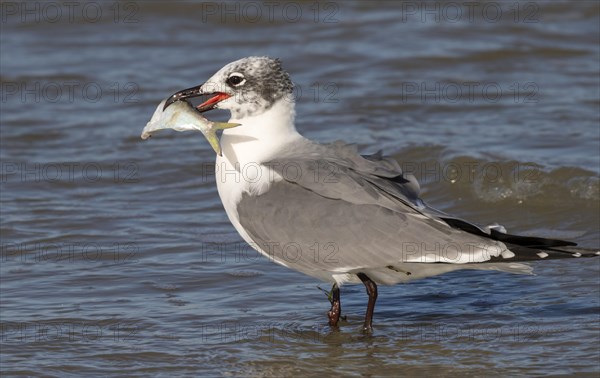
227,73 -> 246,87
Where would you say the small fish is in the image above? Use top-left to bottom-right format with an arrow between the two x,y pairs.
141,99 -> 240,156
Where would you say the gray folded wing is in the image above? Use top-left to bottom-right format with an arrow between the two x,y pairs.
235,140 -> 522,284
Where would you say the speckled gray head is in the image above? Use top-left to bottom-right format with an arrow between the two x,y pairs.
164,57 -> 294,119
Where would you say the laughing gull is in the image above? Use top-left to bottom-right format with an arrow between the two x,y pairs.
163,57 -> 599,331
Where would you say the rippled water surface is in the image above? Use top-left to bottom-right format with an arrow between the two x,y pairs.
1,1 -> 599,377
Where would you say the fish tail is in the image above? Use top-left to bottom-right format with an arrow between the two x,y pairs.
212,122 -> 241,129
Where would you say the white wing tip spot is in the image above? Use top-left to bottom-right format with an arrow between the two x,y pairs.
573,252 -> 582,257
484,223 -> 507,235
537,252 -> 549,259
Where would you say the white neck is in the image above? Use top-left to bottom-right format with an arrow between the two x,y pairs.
219,98 -> 302,166
214,98 -> 303,247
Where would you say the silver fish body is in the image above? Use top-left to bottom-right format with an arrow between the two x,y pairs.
141,99 -> 239,156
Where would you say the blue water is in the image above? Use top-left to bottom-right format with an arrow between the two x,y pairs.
1,1 -> 599,376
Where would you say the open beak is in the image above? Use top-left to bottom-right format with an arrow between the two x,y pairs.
163,84 -> 231,112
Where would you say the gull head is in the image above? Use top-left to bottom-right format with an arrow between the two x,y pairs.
163,56 -> 294,120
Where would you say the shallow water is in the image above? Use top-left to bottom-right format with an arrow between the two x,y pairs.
1,1 -> 599,377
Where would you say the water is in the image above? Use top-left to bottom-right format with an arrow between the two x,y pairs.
1,1 -> 599,376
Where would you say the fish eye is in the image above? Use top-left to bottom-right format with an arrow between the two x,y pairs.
227,73 -> 246,87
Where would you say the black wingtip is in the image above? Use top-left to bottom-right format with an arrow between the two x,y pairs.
489,229 -> 577,249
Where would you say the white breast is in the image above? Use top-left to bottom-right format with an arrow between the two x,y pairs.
213,98 -> 303,253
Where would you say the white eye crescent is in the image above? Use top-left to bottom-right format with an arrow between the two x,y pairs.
227,72 -> 246,87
